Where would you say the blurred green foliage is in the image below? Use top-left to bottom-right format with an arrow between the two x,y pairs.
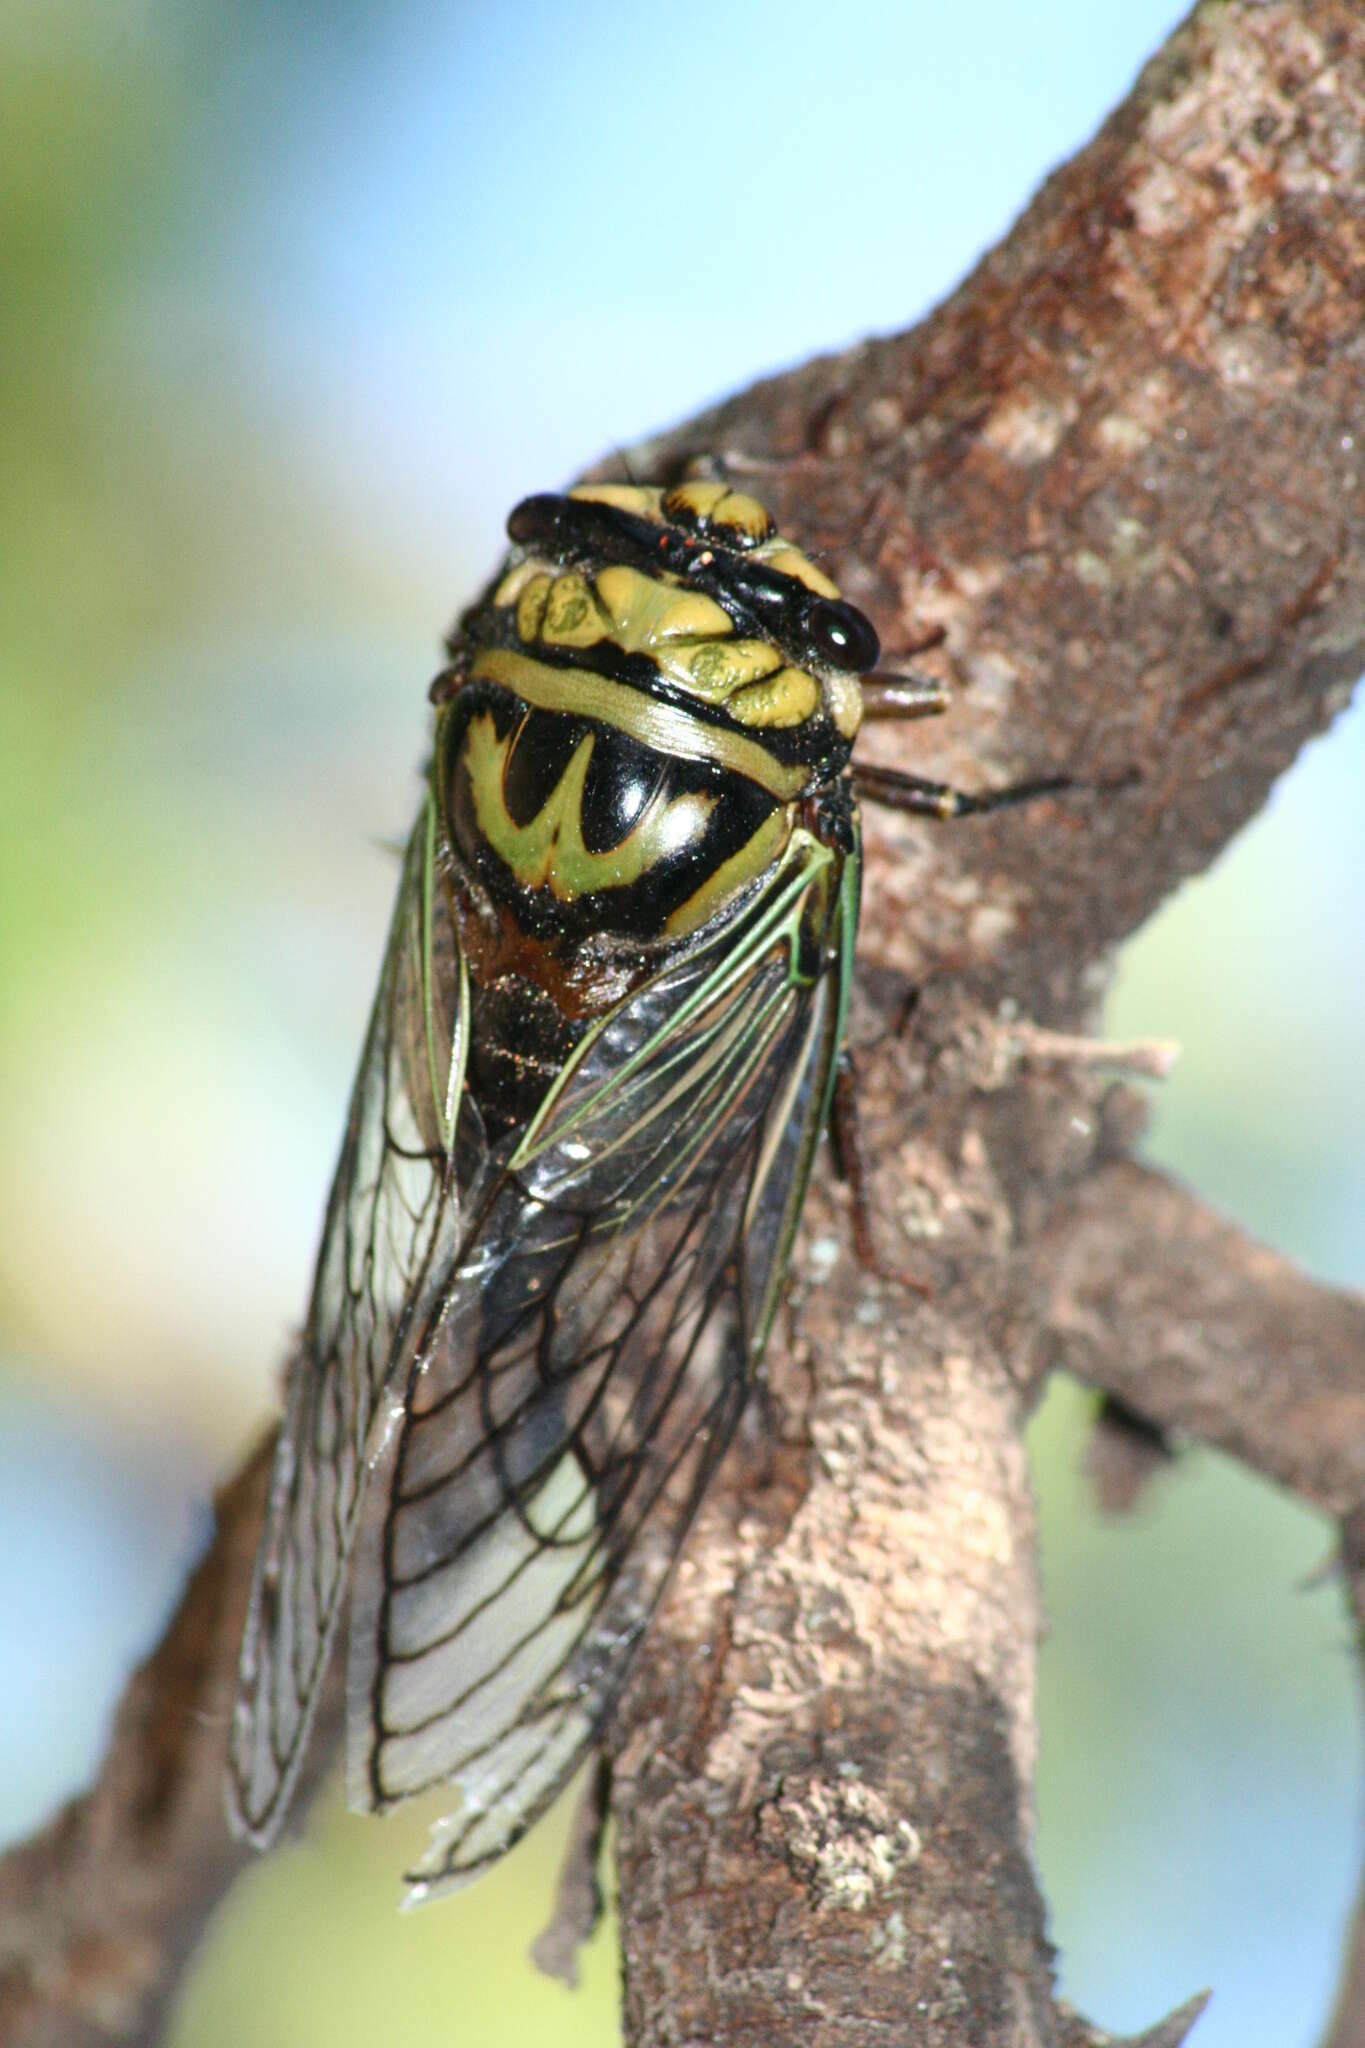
172,1776 -> 622,2047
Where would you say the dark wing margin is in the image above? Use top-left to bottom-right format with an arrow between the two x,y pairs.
226,799 -> 472,1844
342,827 -> 857,1901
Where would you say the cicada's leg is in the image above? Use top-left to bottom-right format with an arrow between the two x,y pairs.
531,1751 -> 612,1983
856,668 -> 1071,814
733,1369 -> 784,1486
830,1051 -> 931,1298
854,763 -> 1072,819
860,670 -> 951,722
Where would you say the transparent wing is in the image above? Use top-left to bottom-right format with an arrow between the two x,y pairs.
227,800 -> 475,1843
344,830 -> 857,1900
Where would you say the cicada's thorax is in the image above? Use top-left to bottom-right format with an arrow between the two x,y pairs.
430,478 -> 877,1134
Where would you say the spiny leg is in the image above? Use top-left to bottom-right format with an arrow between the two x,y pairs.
857,666 -> 1072,816
530,1751 -> 611,1984
854,761 -> 1071,819
860,670 -> 951,722
829,1052 -> 930,1298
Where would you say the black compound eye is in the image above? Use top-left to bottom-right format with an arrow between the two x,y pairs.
805,598 -> 880,674
506,493 -> 566,550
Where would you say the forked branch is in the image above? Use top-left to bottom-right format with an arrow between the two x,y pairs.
3,3 -> 1363,2044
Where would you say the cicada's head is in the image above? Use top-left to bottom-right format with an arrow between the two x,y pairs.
467,479 -> 875,792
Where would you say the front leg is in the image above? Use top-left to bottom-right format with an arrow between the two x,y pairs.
854,763 -> 1071,820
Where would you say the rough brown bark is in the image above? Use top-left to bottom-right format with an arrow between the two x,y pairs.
1044,1161 -> 1365,1513
3,1 -> 1363,2043
1323,1515 -> 1365,2048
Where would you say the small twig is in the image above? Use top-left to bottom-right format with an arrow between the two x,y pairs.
1003,1024 -> 1181,1082
1083,1396 -> 1179,1517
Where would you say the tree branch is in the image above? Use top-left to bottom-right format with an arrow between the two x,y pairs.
1041,1159 -> 1365,1515
609,0 -> 1365,2037
2,1436 -> 280,2047
1320,1512 -> 1365,2048
3,1 -> 1363,2043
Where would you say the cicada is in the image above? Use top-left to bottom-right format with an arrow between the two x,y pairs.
227,476 -> 1012,1900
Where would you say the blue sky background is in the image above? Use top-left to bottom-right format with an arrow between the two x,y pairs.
2,3 -> 1362,2043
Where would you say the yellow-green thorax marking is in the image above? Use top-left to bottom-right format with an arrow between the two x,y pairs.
433,479 -> 877,953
